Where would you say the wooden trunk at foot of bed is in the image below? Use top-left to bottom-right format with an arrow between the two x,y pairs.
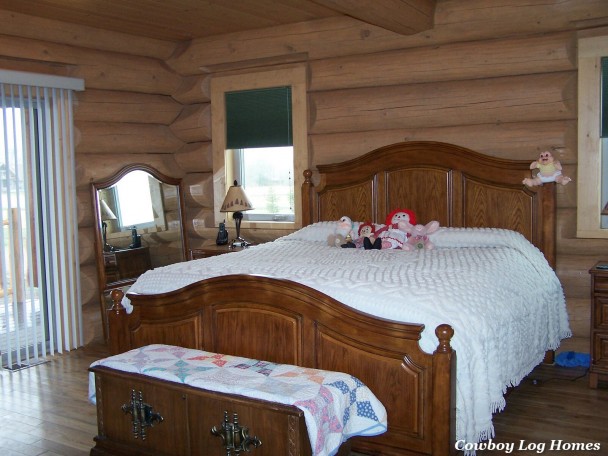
108,276 -> 456,456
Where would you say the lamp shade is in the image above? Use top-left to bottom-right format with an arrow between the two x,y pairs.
100,199 -> 117,221
220,180 -> 254,212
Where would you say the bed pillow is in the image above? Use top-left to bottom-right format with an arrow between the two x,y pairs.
281,220 -> 392,245
281,220 -> 375,243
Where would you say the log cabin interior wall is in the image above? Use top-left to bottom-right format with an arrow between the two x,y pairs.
0,1 -> 606,348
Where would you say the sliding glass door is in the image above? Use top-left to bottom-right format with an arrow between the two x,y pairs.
1,73 -> 83,369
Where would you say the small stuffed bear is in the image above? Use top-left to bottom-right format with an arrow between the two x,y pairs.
327,215 -> 354,247
523,151 -> 571,187
399,220 -> 440,251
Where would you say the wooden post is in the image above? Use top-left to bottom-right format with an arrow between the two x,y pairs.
11,208 -> 25,304
432,324 -> 456,456
301,170 -> 313,226
108,288 -> 129,355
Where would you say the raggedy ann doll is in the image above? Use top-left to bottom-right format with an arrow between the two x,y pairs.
375,208 -> 417,249
353,222 -> 382,250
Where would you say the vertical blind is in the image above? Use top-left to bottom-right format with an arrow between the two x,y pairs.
0,71 -> 83,369
602,57 -> 608,138
225,86 -> 293,149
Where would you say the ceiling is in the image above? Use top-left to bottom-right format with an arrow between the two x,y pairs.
0,0 -> 436,42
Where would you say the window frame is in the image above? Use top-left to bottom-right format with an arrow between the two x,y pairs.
577,34 -> 608,238
211,64 -> 308,231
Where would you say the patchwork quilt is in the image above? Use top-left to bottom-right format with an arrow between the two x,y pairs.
89,344 -> 387,456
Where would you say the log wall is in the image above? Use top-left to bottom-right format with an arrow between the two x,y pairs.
1,0 -> 607,349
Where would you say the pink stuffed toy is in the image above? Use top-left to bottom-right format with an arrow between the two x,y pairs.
399,220 -> 440,251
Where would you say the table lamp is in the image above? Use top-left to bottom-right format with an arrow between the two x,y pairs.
220,180 -> 254,248
100,199 -> 118,252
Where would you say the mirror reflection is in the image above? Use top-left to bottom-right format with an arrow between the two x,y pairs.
93,164 -> 187,291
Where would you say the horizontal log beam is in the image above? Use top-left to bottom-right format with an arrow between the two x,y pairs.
172,75 -> 211,104
74,90 -> 182,125
310,72 -> 576,134
310,31 -> 576,91
0,8 -> 176,60
309,120 -> 577,166
183,172 -> 214,208
167,0 -> 607,75
169,104 -> 212,143
0,34 -> 181,95
174,142 -> 213,173
311,0 -> 435,35
75,122 -> 184,154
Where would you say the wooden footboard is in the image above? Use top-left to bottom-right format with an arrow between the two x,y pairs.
108,274 -> 456,456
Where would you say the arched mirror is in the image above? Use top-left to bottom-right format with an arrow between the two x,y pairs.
92,164 -> 188,338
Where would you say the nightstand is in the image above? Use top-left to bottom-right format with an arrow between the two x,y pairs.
189,244 -> 246,260
589,262 -> 608,388
104,246 -> 151,283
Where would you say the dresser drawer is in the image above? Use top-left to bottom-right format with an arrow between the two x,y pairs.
594,275 -> 608,293
90,366 -> 318,456
592,332 -> 608,368
594,297 -> 608,330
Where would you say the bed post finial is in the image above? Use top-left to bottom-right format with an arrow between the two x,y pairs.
435,324 -> 454,354
110,288 -> 125,314
302,169 -> 313,226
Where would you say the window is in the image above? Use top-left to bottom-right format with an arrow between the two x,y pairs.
211,65 -> 308,231
114,170 -> 155,228
228,147 -> 295,222
577,35 -> 608,238
223,85 -> 294,222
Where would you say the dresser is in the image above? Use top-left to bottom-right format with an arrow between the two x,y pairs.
104,246 -> 152,284
189,244 -> 247,260
589,262 -> 608,388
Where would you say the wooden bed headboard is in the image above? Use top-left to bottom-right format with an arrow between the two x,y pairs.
302,141 -> 556,268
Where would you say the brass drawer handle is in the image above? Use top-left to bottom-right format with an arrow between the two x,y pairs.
211,411 -> 262,454
121,389 -> 164,440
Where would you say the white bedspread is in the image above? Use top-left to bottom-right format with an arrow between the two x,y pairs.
124,225 -> 571,449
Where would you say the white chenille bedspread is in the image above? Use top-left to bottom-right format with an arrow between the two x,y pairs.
123,225 -> 571,449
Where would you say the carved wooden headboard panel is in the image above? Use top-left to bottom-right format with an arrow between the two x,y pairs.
302,141 -> 556,267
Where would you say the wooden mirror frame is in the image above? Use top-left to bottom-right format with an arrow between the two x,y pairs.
91,164 -> 188,340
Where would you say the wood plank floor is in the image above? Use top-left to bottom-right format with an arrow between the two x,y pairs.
1,343 -> 607,456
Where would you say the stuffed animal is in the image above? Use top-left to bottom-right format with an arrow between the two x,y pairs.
523,151 -> 571,187
399,220 -> 440,250
376,208 -> 417,249
327,215 -> 354,247
354,222 -> 381,250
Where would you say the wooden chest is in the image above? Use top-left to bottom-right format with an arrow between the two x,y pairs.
90,366 -> 352,456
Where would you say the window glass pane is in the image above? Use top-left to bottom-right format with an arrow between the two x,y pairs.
239,147 -> 294,222
115,171 -> 154,228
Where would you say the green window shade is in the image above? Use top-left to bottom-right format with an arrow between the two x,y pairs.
602,57 -> 608,138
225,86 -> 292,149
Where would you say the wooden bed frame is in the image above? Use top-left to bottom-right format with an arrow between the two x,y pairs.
107,141 -> 555,456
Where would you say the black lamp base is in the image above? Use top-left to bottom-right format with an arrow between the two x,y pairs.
230,211 -> 252,248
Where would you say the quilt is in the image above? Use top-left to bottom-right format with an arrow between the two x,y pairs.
122,225 -> 571,448
89,344 -> 387,456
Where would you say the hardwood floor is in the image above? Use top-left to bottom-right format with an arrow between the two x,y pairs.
1,343 -> 607,456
